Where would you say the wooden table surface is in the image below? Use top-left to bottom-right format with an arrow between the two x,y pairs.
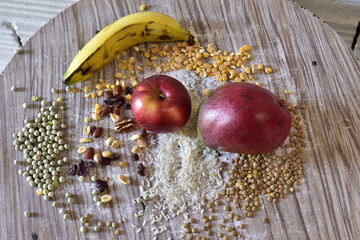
1,0 -> 360,239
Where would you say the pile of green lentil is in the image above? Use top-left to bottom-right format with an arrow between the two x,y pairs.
13,93 -> 68,201
182,101 -> 308,240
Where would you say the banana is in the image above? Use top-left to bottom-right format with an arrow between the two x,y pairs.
64,11 -> 193,85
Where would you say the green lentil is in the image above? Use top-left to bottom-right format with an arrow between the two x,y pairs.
65,193 -> 72,198
11,86 -> 17,91
80,227 -> 87,233
79,176 -> 85,182
64,213 -> 70,220
51,88 -> 57,94
14,159 -> 20,165
59,176 -> 65,183
111,222 -> 117,228
65,86 -> 71,92
68,197 -> 75,204
24,211 -> 31,217
59,208 -> 66,214
60,106 -> 66,110
93,226 -> 100,232
31,96 -> 38,101
96,201 -> 104,207
91,176 -> 97,182
80,217 -> 87,223
92,189 -> 99,195
52,202 -> 59,207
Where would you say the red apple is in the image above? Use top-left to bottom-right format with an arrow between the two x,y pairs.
197,82 -> 291,154
131,75 -> 191,133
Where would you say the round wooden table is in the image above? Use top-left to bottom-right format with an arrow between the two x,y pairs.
1,0 -> 359,239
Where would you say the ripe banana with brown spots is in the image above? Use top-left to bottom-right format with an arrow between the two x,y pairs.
64,11 -> 193,85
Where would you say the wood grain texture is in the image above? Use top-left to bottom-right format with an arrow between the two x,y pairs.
1,0 -> 360,239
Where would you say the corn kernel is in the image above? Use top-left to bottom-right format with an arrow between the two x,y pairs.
96,83 -> 102,90
84,94 -> 90,98
95,109 -> 101,114
99,79 -> 104,83
255,81 -> 261,86
36,188 -> 43,196
119,161 -> 127,168
258,64 -> 264,70
95,104 -> 101,110
85,117 -> 90,122
265,67 -> 273,74
70,88 -> 76,93
91,92 -> 96,98
247,174 -> 252,179
134,46 -> 140,52
106,83 -> 111,89
240,72 -> 247,80
140,4 -> 146,11
125,94 -> 132,101
129,56 -> 136,64
204,89 -> 209,95
57,97 -> 62,102
144,51 -> 150,59
98,90 -> 103,96
115,72 -> 123,79
243,45 -> 251,51
84,86 -> 89,93
130,81 -> 138,87
136,66 -> 142,71
284,90 -> 292,95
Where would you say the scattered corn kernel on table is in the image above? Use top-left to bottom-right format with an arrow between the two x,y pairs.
1,0 -> 360,239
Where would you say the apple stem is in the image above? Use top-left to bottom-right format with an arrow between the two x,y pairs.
159,93 -> 166,100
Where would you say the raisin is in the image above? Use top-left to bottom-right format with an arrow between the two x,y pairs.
137,163 -> 145,176
100,106 -> 111,117
131,153 -> 139,161
104,99 -> 114,105
32,234 -> 39,240
87,161 -> 95,168
125,86 -> 133,95
141,129 -> 148,138
68,164 -> 78,176
77,164 -> 89,176
90,126 -> 97,134
124,103 -> 131,110
113,85 -> 123,96
114,96 -> 126,106
95,179 -> 108,192
104,91 -> 114,99
111,153 -> 120,161
112,107 -> 121,115
98,157 -> 111,166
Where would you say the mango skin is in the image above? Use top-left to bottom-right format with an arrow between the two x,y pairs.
197,82 -> 291,154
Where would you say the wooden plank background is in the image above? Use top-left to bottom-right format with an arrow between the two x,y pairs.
0,0 -> 360,239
